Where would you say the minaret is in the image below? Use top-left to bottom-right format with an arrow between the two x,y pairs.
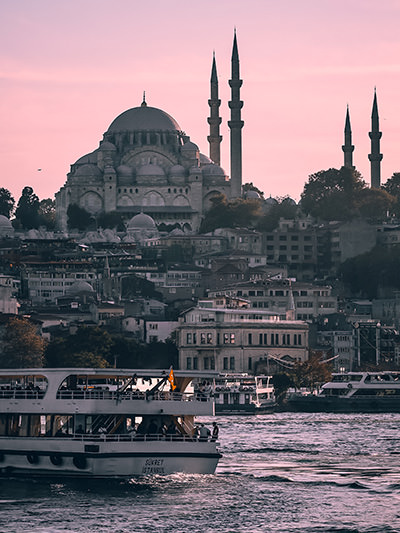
207,53 -> 222,165
368,89 -> 383,188
228,30 -> 244,198
342,105 -> 354,169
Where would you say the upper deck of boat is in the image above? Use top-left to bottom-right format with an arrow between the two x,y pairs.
0,368 -> 217,416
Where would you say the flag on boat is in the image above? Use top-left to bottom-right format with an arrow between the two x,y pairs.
168,367 -> 177,391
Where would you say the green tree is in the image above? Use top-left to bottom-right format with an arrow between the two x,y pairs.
243,182 -> 265,198
382,172 -> 400,216
15,186 -> 40,229
356,188 -> 395,221
38,198 -> 56,229
0,188 -> 15,218
200,193 -> 261,232
300,167 -> 366,221
271,373 -> 294,403
339,245 -> 400,299
0,317 -> 45,368
67,204 -> 92,231
45,327 -> 113,367
290,352 -> 332,392
97,211 -> 124,230
257,196 -> 299,231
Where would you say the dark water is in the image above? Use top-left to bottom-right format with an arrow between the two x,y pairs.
1,413 -> 400,532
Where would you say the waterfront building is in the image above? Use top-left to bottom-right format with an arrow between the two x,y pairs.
176,300 -> 309,373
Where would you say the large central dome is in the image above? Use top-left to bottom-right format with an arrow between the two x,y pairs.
107,104 -> 181,133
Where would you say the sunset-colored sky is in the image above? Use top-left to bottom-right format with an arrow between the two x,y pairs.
1,0 -> 400,204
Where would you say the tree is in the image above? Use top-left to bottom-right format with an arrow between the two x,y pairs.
339,245 -> 400,299
14,186 -> 40,229
382,172 -> 400,216
243,182 -> 265,198
67,204 -> 92,231
0,317 -> 45,368
45,326 -> 113,367
200,193 -> 262,232
290,352 -> 332,392
38,198 -> 56,229
257,196 -> 299,231
355,188 -> 395,221
0,188 -> 15,218
271,373 -> 294,403
97,211 -> 124,230
300,167 -> 366,221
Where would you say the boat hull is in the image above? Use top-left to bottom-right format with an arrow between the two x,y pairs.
286,396 -> 400,413
0,438 -> 221,478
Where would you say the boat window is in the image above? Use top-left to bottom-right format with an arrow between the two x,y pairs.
0,374 -> 48,399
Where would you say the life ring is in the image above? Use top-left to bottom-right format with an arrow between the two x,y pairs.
73,456 -> 87,470
50,454 -> 63,466
27,454 -> 40,464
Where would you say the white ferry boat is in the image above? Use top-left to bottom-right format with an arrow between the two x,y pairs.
0,368 -> 221,478
287,371 -> 400,412
196,374 -> 276,415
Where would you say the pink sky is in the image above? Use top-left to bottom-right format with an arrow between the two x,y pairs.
1,0 -> 400,204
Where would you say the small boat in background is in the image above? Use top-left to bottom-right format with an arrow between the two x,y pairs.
286,371 -> 400,413
196,374 -> 276,415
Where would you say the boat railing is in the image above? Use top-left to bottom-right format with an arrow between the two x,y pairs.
4,433 -> 216,443
0,389 -> 46,400
55,389 -> 211,403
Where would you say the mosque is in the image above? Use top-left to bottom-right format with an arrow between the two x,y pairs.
55,34 -> 244,233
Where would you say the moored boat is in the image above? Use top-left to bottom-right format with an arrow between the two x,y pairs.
286,371 -> 400,413
0,368 -> 221,478
196,374 -> 276,415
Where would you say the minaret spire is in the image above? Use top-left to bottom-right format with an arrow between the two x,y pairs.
207,52 -> 222,165
368,88 -> 382,188
342,105 -> 354,169
228,29 -> 244,198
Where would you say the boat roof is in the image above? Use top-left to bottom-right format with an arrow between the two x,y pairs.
0,368 -> 219,379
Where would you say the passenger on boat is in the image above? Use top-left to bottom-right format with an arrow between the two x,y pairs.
199,424 -> 211,441
211,422 -> 219,441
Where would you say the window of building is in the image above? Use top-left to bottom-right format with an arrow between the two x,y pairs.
193,357 -> 198,370
204,357 -> 209,370
229,357 -> 235,371
223,357 -> 228,370
207,333 -> 213,344
186,333 -> 192,344
230,333 -> 235,344
248,333 -> 252,345
200,333 -> 206,344
248,357 -> 252,371
186,358 -> 192,370
223,333 -> 229,344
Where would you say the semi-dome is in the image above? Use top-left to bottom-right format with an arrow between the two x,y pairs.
244,190 -> 261,199
265,196 -> 278,206
74,150 -> 98,166
107,105 -> 181,133
170,164 -> 186,177
74,164 -> 102,177
98,140 -> 117,151
0,215 -> 12,228
67,280 -> 95,294
117,165 -> 133,177
181,141 -> 199,152
202,163 -> 226,176
137,164 -> 165,177
127,213 -> 156,230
